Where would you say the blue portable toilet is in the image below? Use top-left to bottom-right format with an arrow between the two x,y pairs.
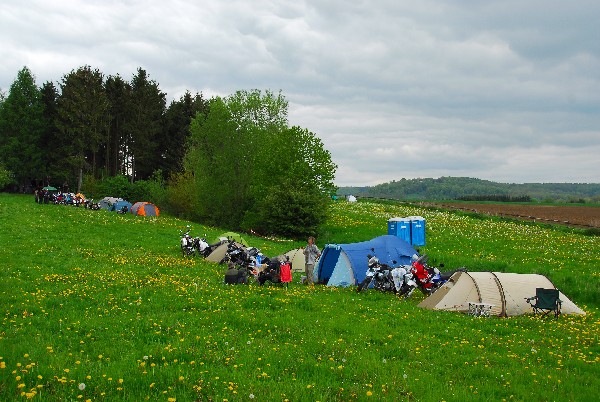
388,217 -> 411,243
408,216 -> 426,246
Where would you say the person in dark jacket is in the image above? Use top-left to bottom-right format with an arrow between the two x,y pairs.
225,261 -> 240,285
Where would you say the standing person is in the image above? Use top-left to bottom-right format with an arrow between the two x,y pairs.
303,236 -> 321,285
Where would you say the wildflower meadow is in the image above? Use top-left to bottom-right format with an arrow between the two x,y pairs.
0,193 -> 598,401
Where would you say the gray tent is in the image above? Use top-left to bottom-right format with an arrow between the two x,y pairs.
98,196 -> 124,210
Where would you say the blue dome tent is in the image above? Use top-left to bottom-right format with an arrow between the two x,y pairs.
109,200 -> 132,213
314,235 -> 418,287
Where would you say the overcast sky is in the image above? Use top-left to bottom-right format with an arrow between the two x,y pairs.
1,0 -> 599,186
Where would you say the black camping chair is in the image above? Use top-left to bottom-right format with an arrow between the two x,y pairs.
525,288 -> 562,318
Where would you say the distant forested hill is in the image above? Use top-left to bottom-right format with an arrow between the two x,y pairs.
338,177 -> 600,202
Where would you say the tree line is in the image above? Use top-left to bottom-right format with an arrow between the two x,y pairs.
0,66 -> 207,191
339,177 -> 600,203
456,195 -> 532,202
0,66 -> 337,237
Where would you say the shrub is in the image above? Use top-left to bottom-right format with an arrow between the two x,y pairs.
164,171 -> 202,221
242,182 -> 330,238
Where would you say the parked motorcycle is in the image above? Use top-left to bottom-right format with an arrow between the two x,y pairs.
220,241 -> 260,267
180,226 -> 196,257
85,199 -> 100,210
356,250 -> 397,293
179,226 -> 213,258
399,254 -> 467,298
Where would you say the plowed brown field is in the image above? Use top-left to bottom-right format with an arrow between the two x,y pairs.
432,203 -> 600,228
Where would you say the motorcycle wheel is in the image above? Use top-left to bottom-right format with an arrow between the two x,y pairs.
357,277 -> 372,292
397,284 -> 409,297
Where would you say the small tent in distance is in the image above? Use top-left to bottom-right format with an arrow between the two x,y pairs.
417,271 -> 585,317
215,232 -> 248,247
98,196 -> 124,210
314,235 -> 417,286
130,202 -> 160,217
109,200 -> 132,213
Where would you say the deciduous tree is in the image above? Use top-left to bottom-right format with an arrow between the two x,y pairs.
184,89 -> 337,236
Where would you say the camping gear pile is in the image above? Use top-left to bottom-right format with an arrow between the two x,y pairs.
178,228 -> 296,286
34,187 -> 86,206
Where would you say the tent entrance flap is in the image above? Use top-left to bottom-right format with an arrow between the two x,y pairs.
316,247 -> 341,285
327,251 -> 355,287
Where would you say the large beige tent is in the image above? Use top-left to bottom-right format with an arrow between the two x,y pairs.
284,248 -> 306,272
418,271 -> 585,317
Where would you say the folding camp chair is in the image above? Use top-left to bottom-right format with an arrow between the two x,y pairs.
525,288 -> 562,318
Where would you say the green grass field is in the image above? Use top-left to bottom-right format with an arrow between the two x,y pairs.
1,193 -> 598,401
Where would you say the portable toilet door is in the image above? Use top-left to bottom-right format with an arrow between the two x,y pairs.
387,217 -> 411,243
409,216 -> 426,246
387,218 -> 400,236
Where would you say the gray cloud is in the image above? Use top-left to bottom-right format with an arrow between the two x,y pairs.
1,0 -> 598,186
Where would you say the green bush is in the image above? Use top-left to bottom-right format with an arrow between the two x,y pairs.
83,171 -> 167,206
95,174 -> 131,198
243,182 -> 330,238
164,171 -> 202,221
0,163 -> 14,189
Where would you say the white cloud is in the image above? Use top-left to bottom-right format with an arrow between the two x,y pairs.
1,0 -> 598,186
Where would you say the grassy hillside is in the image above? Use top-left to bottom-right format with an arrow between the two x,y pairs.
1,194 -> 598,401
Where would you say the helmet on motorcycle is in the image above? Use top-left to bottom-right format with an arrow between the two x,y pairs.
411,254 -> 419,262
368,256 -> 379,268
